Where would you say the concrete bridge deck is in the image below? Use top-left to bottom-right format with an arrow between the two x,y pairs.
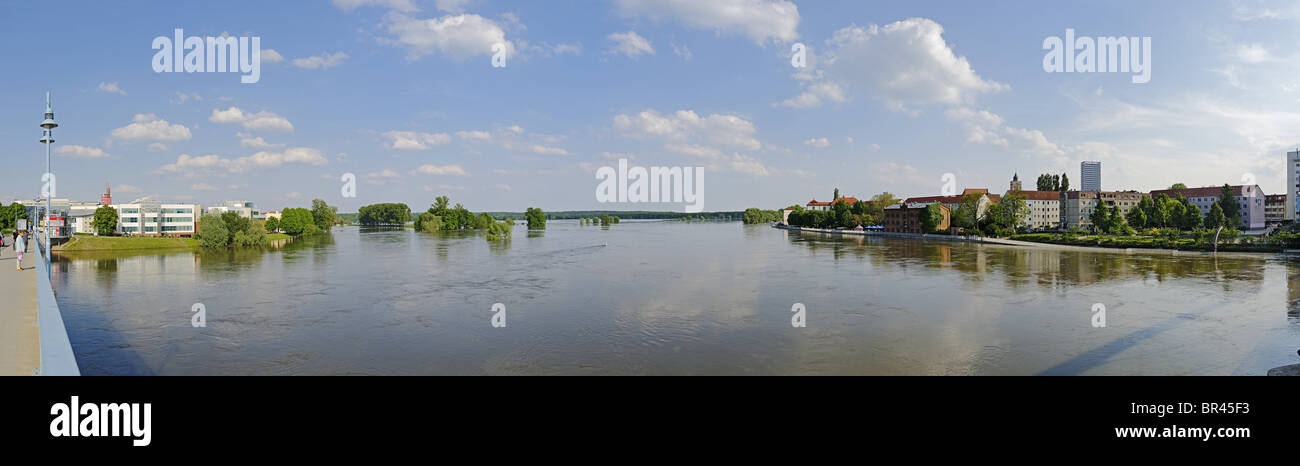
0,243 -> 38,376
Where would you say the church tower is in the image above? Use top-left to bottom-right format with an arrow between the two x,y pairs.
1010,173 -> 1022,191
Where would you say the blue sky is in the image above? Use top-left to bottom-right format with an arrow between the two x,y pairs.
2,0 -> 1299,212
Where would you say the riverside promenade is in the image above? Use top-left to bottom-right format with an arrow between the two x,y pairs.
0,242 -> 38,376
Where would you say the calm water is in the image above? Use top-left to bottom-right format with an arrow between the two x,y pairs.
50,221 -> 1300,375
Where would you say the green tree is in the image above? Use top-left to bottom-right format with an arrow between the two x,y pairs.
92,205 -> 118,236
1125,204 -> 1147,229
953,193 -> 983,229
1170,183 -> 1188,190
263,216 -> 280,233
992,194 -> 1029,230
279,208 -> 316,236
414,212 -> 441,232
1180,199 -> 1201,230
1089,204 -> 1111,233
525,207 -> 547,229
1218,184 -> 1240,228
358,203 -> 411,226
196,215 -> 229,248
1060,173 -> 1069,191
866,192 -> 900,220
1206,202 -> 1226,229
311,198 -> 338,231
486,219 -> 513,241
919,203 -> 944,233
221,211 -> 251,237
833,188 -> 840,200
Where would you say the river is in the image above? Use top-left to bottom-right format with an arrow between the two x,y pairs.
49,221 -> 1300,375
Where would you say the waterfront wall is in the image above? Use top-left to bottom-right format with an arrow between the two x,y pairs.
36,238 -> 79,376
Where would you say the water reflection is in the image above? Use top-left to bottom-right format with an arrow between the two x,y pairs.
46,223 -> 1300,375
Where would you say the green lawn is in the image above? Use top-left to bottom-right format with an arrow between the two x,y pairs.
56,236 -> 198,251
267,233 -> 292,241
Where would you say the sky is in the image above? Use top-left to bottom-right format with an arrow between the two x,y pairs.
2,0 -> 1299,213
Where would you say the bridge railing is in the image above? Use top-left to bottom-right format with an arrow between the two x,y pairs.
35,236 -> 79,376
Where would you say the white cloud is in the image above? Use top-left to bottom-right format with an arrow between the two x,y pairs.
98,82 -> 126,95
1235,43 -> 1273,64
171,92 -> 203,104
789,18 -> 1006,111
613,0 -> 800,45
191,183 -> 221,191
455,130 -> 492,141
774,81 -> 846,108
239,134 -> 284,149
116,184 -> 143,193
291,52 -> 350,70
529,144 -> 569,155
332,0 -> 417,12
111,114 -> 192,142
945,106 -> 1065,162
671,43 -> 692,60
729,153 -> 772,176
608,31 -> 655,58
382,13 -> 515,61
260,49 -> 285,63
802,137 -> 830,148
363,168 -> 403,184
415,164 -> 469,176
55,145 -> 110,158
147,143 -> 169,152
157,147 -> 326,174
284,191 -> 303,199
209,107 -> 295,132
613,109 -> 761,150
383,130 -> 452,150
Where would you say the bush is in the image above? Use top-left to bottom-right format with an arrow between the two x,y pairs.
414,212 -> 440,232
486,219 -> 513,241
196,215 -> 229,248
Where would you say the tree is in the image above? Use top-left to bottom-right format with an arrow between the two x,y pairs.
992,194 -> 1029,230
1125,204 -> 1147,229
221,211 -> 250,238
358,203 -> 411,226
414,212 -> 440,232
1060,173 -> 1069,191
486,219 -> 513,241
867,192 -> 900,220
1036,174 -> 1052,191
92,205 -> 118,236
279,208 -> 316,236
1206,202 -> 1227,229
833,188 -> 840,200
1089,204 -> 1112,233
1180,198 -> 1201,230
919,203 -> 944,233
1170,183 -> 1188,190
1218,184 -> 1240,228
311,198 -> 338,231
196,215 -> 229,248
525,207 -> 547,229
263,216 -> 280,233
1052,174 -> 1061,191
953,193 -> 983,229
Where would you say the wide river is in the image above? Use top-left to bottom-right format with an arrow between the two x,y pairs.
51,221 -> 1300,375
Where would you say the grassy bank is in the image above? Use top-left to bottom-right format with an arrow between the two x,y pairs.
56,236 -> 198,251
267,233 -> 292,241
1008,233 -> 1282,252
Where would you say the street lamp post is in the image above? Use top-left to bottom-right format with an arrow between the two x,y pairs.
39,92 -> 57,272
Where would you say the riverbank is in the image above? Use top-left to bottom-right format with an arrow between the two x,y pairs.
55,236 -> 198,252
772,224 -> 1278,257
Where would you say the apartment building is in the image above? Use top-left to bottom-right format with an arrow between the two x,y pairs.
115,198 -> 202,236
1004,190 -> 1061,230
883,202 -> 950,234
1061,191 -> 1146,230
1149,185 -> 1266,230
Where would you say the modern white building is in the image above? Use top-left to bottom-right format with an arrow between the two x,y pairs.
206,200 -> 265,220
114,198 -> 202,236
1081,161 -> 1101,192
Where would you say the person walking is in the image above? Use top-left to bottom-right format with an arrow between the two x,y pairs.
14,231 -> 26,271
